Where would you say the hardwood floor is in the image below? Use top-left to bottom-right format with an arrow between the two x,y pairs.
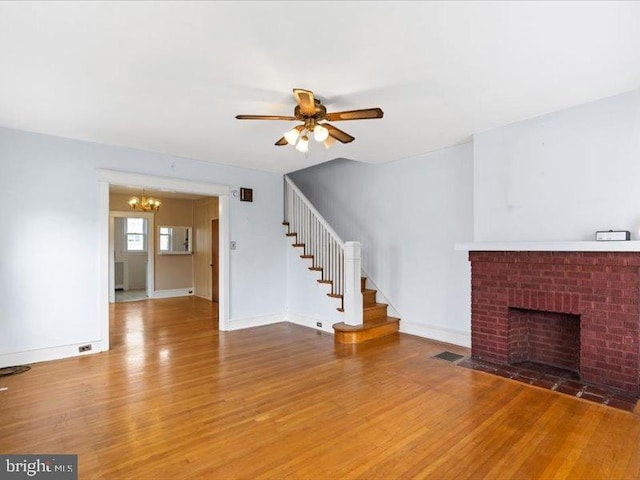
1,297 -> 639,479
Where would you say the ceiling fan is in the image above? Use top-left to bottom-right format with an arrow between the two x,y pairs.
235,88 -> 383,153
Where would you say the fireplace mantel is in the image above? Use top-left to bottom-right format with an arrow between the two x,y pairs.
455,241 -> 640,252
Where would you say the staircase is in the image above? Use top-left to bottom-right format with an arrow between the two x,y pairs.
332,276 -> 400,344
283,176 -> 400,344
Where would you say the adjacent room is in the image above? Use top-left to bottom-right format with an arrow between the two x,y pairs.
1,2 -> 639,479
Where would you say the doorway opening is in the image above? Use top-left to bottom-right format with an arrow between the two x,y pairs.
99,170 -> 230,351
109,213 -> 154,303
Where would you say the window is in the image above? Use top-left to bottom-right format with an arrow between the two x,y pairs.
125,218 -> 147,252
159,227 -> 171,252
158,226 -> 192,254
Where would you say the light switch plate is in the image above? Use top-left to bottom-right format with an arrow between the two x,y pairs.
230,241 -> 236,250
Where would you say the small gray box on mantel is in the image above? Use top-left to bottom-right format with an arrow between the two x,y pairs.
595,230 -> 631,241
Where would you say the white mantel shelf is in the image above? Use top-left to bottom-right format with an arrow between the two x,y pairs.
455,241 -> 640,252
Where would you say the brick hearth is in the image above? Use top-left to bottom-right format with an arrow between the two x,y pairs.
469,251 -> 640,395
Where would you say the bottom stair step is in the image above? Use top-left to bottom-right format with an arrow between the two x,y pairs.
333,317 -> 400,344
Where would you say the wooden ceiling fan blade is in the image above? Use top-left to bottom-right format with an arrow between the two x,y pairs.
293,88 -> 316,116
325,123 -> 355,143
325,108 -> 384,121
235,115 -> 296,120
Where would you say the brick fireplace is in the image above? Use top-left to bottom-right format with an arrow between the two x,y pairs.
469,251 -> 640,395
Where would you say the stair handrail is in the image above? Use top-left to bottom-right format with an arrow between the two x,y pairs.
284,176 -> 345,247
284,175 -> 363,326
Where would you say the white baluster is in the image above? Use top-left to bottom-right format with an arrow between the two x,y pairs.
284,175 -> 363,324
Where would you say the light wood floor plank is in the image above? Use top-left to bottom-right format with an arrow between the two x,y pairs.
0,297 -> 638,479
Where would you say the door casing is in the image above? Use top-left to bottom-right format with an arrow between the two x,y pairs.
99,170 -> 231,351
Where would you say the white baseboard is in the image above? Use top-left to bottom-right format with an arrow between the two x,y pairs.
225,313 -> 285,331
151,288 -> 194,299
399,321 -> 470,348
0,340 -> 107,369
223,312 -> 337,334
286,312 -> 335,334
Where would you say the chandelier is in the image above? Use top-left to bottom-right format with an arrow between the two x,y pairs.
128,189 -> 161,212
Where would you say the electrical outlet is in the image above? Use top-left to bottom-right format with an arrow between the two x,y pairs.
79,344 -> 92,353
316,322 -> 322,328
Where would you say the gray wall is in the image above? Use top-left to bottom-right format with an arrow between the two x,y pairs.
289,143 -> 474,346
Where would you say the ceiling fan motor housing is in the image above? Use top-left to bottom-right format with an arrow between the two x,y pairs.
294,101 -> 327,121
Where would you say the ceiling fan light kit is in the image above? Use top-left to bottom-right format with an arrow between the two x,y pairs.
284,128 -> 301,145
314,124 -> 329,142
235,88 -> 383,155
295,134 -> 309,153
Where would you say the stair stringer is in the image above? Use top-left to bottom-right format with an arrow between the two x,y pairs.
284,234 -> 343,334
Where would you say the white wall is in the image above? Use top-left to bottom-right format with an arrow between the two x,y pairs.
289,143 -> 474,346
284,236 -> 343,334
0,127 -> 286,366
474,89 -> 640,241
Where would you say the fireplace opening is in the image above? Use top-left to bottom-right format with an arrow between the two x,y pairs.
508,308 -> 580,374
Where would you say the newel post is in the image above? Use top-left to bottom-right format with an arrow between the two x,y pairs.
343,241 -> 363,326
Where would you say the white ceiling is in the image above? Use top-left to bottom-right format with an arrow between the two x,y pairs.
1,1 -> 639,174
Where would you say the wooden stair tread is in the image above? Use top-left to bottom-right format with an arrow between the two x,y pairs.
282,221 -> 289,226
327,293 -> 343,299
334,317 -> 400,332
363,302 -> 388,323
317,279 -> 332,284
363,303 -> 388,310
333,317 -> 400,344
286,233 -> 297,237
300,255 -> 314,259
292,243 -> 305,247
309,267 -> 323,271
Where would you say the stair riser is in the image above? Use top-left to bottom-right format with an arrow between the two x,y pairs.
364,305 -> 387,323
334,322 -> 399,344
363,290 -> 377,307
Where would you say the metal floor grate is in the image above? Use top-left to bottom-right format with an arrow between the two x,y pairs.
433,351 -> 465,362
